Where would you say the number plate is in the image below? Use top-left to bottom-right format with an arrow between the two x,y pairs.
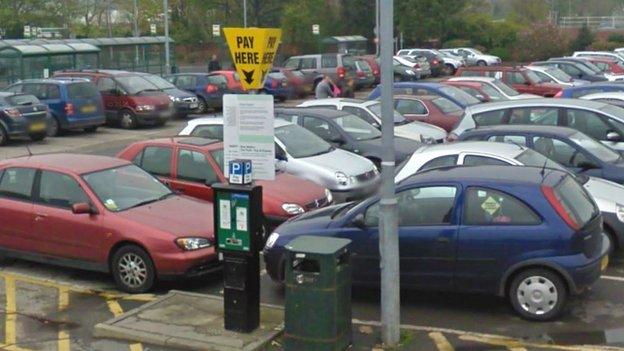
29,122 -> 46,132
601,255 -> 609,271
80,105 -> 97,113
189,103 -> 198,109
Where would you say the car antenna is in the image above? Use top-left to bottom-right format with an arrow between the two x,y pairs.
25,144 -> 33,157
540,156 -> 548,178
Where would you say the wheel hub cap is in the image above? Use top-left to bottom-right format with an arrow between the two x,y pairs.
118,253 -> 147,288
517,276 -> 558,315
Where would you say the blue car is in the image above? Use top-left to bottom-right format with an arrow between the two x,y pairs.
164,72 -> 246,114
262,70 -> 295,102
6,78 -> 105,136
367,82 -> 480,108
556,83 -> 624,98
264,165 -> 609,320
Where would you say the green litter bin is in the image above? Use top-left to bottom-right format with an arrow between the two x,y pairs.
283,235 -> 352,351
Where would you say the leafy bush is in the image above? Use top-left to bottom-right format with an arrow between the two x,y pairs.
570,24 -> 594,51
489,47 -> 511,61
608,33 -> 624,44
512,22 -> 570,62
443,39 -> 472,48
589,39 -> 621,51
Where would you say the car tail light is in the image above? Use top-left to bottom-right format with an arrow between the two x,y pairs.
432,59 -> 439,65
373,69 -> 379,75
541,185 -> 580,230
205,84 -> 218,93
554,90 -> 563,98
3,108 -> 21,119
337,66 -> 346,78
65,103 -> 74,115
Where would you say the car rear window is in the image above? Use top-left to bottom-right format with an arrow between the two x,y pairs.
341,55 -> 357,70
67,82 -> 100,99
553,176 -> 597,227
6,94 -> 39,106
439,86 -> 480,105
431,97 -> 462,114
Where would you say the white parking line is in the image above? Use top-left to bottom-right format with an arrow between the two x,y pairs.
601,275 -> 624,282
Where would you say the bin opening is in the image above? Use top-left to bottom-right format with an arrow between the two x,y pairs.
292,258 -> 320,273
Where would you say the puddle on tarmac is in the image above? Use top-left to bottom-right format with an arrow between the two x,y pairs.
548,328 -> 624,346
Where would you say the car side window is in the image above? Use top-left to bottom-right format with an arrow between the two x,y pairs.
458,86 -> 482,99
486,135 -> 528,146
342,106 -> 377,126
463,187 -> 540,225
473,110 -> 507,127
22,84 -> 46,99
190,125 -> 224,140
284,58 -> 300,70
301,58 -> 317,69
210,149 -> 224,171
303,116 -> 342,141
177,149 -> 219,184
47,85 -> 61,99
509,107 -> 559,125
6,84 -> 22,93
565,109 -> 611,140
532,136 -> 588,168
138,146 -> 172,177
534,71 -> 554,83
96,77 -> 116,93
37,171 -> 90,209
395,99 -> 427,115
419,155 -> 458,171
0,168 -> 36,201
276,113 -> 299,124
463,155 -> 510,166
507,72 -> 527,85
321,55 -> 337,68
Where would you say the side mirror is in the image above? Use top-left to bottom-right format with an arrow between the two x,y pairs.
352,213 -> 366,228
72,202 -> 94,215
578,161 -> 599,171
475,94 -> 487,102
372,122 -> 381,128
607,131 -> 622,142
275,150 -> 288,161
329,136 -> 345,145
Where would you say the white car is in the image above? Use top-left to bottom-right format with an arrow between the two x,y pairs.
298,98 -> 447,143
445,77 -> 540,100
440,47 -> 501,66
526,65 -> 589,86
179,117 -> 380,202
397,48 -> 464,73
580,92 -> 624,107
393,55 -> 431,77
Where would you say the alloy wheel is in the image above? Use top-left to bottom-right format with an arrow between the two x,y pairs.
118,253 -> 148,288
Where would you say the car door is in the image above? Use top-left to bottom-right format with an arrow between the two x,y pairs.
564,108 -> 624,149
302,115 -> 346,148
96,77 -> 120,118
32,170 -> 104,260
170,147 -> 221,201
505,71 -> 531,94
394,98 -> 429,123
299,57 -> 319,82
456,186 -> 544,292
342,106 -> 380,128
132,145 -> 175,187
0,168 -> 36,253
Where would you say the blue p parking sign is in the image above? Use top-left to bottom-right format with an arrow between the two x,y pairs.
228,159 -> 252,185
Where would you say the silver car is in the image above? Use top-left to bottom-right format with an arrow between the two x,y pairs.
446,77 -> 540,100
441,48 -> 501,66
450,98 -> 624,150
179,117 -> 379,202
395,141 -> 623,251
298,98 -> 447,143
525,65 -> 589,87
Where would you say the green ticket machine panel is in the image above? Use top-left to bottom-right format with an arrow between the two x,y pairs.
213,183 -> 262,255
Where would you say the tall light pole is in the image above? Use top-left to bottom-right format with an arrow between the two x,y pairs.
379,0 -> 400,347
375,0 -> 379,56
163,0 -> 170,74
243,0 -> 247,27
133,0 -> 139,67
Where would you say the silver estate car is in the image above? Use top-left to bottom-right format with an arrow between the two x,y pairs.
179,117 -> 380,202
450,98 -> 624,150
395,141 -> 624,252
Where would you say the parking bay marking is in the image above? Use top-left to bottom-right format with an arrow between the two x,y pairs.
601,275 -> 624,282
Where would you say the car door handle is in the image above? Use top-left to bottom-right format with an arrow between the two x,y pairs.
35,213 -> 48,221
436,237 -> 450,244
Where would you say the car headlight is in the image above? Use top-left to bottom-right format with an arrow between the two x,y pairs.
405,69 -> 416,75
169,95 -> 181,102
282,203 -> 305,215
420,135 -> 435,144
325,188 -> 333,204
175,237 -> 211,251
136,105 -> 155,111
265,233 -> 280,249
335,171 -> 350,186
616,204 -> 624,222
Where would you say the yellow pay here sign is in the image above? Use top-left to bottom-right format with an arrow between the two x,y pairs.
223,27 -> 282,90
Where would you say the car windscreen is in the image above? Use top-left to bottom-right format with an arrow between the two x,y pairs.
356,60 -> 372,72
515,149 -> 567,172
116,76 -> 160,94
67,82 -> 100,99
335,114 -> 382,140
491,80 -> 520,96
6,94 -> 39,106
83,164 -> 173,212
439,86 -> 480,105
553,175 -> 598,227
342,55 -> 357,70
546,68 -> 573,82
580,61 -> 603,73
525,70 -> 544,84
479,83 -> 506,100
431,97 -> 462,114
275,124 -> 333,158
570,131 -> 620,163
368,102 -> 406,123
141,74 -> 176,90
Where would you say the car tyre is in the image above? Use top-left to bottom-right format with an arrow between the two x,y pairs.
47,116 -> 61,137
0,126 -> 8,146
84,126 -> 98,133
197,97 -> 208,114
445,64 -> 456,75
29,132 -> 46,142
509,268 -> 567,321
111,245 -> 156,293
119,109 -> 138,129
477,60 -> 487,67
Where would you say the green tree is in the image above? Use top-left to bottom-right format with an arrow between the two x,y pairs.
571,23 -> 594,51
508,0 -> 548,24
395,0 -> 471,46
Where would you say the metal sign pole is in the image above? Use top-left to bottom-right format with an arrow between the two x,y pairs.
163,0 -> 171,74
378,0 -> 400,346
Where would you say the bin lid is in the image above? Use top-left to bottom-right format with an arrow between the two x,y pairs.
285,235 -> 351,255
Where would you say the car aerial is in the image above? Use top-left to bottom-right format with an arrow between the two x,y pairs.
580,92 -> 624,108
297,98 -> 447,143
136,72 -> 198,118
531,60 -> 608,82
455,66 -> 564,97
525,65 -> 589,87
449,98 -> 624,150
0,92 -> 48,145
397,49 -> 445,76
392,94 -> 464,132
554,83 -> 624,98
393,55 -> 431,78
264,165 -> 609,320
445,76 -> 540,101
6,78 -> 105,137
356,55 -> 381,84
282,53 -> 357,97
440,47 -> 501,66
573,51 -> 624,66
262,69 -> 295,102
368,82 -> 481,108
354,58 -> 376,89
164,72 -> 245,113
274,107 -> 421,169
397,139 -> 624,252
117,137 -> 331,231
178,117 -> 380,202
0,154 -> 219,293
53,69 -> 173,129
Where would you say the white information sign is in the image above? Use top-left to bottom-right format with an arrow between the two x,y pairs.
223,94 -> 275,181
212,24 -> 221,37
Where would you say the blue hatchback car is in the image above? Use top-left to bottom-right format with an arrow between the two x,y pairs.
556,83 -> 624,98
7,78 -> 105,136
264,166 -> 609,320
367,82 -> 480,108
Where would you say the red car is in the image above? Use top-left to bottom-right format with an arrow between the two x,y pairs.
443,80 -> 496,102
0,154 -> 217,293
357,55 -> 381,84
210,70 -> 245,92
393,94 -> 464,132
455,66 -> 563,97
578,56 -> 624,75
53,70 -> 174,129
117,137 -> 332,230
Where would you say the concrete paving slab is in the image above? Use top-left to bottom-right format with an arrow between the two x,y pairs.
94,290 -> 284,351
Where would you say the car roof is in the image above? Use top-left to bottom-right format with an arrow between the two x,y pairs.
460,66 -> 523,71
55,69 -> 131,76
462,124 -> 578,137
562,83 -> 624,91
140,137 -> 222,150
379,82 -> 444,90
17,78 -> 90,85
395,94 -> 442,101
581,92 -> 624,100
415,141 -> 526,158
0,154 -> 130,175
275,107 -> 350,119
447,76 -> 497,83
302,98 -> 365,105
465,97 -> 610,115
0,92 -> 17,98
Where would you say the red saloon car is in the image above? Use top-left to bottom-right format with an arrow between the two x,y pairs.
210,70 -> 245,92
117,137 -> 332,230
456,66 -> 563,97
393,94 -> 464,132
0,154 -> 218,293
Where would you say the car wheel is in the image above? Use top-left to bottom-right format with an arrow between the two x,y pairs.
0,126 -> 8,146
509,268 -> 567,321
111,245 -> 156,293
197,97 -> 208,114
119,109 -> 138,129
84,126 -> 98,133
29,132 -> 46,142
477,60 -> 487,67
47,117 -> 60,137
604,228 -> 616,256
445,64 -> 456,75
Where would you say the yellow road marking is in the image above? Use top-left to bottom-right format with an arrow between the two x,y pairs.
106,300 -> 124,317
5,276 -> 16,346
429,332 -> 454,351
58,286 -> 70,351
460,334 -> 611,351
130,343 -> 143,351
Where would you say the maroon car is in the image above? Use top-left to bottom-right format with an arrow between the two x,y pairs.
0,154 -> 217,293
393,94 -> 464,132
455,66 -> 563,97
